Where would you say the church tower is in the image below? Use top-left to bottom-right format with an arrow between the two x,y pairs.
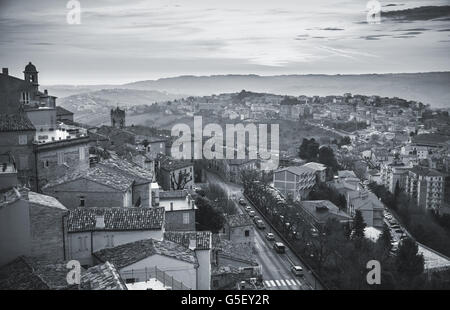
23,62 -> 39,90
111,107 -> 126,128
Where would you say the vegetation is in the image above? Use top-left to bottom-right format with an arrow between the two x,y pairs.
195,196 -> 225,233
241,171 -> 450,289
368,182 -> 450,257
307,182 -> 347,210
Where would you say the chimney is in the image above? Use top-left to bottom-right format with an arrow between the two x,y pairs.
44,89 -> 48,95
95,215 -> 105,229
2,68 -> 8,75
170,202 -> 173,211
191,200 -> 195,209
188,237 -> 196,250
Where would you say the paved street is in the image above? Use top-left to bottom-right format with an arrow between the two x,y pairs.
205,171 -> 320,290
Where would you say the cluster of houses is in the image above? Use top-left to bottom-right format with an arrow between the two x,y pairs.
0,63 -> 261,290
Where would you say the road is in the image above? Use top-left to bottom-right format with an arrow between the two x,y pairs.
205,171 -> 320,290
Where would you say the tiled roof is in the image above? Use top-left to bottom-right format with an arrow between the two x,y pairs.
300,200 -> 352,224
164,231 -> 212,250
56,106 -> 74,116
43,165 -> 134,192
226,214 -> 253,228
93,239 -> 198,268
303,162 -> 327,171
409,166 -> 443,177
67,207 -> 165,232
28,192 -> 67,211
0,256 -> 79,290
160,157 -> 193,171
275,165 -> 315,176
0,113 -> 35,132
98,155 -> 153,184
81,262 -> 127,290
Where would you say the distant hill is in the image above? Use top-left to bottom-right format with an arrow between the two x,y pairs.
57,88 -> 186,125
121,72 -> 450,108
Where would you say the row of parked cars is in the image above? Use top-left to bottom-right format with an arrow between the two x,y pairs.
239,197 -> 304,277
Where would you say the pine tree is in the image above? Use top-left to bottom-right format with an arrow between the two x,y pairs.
377,224 -> 393,252
352,210 -> 366,239
396,238 -> 424,278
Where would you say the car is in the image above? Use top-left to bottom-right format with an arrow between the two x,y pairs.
310,228 -> 319,237
245,206 -> 252,212
249,211 -> 256,217
256,220 -> 266,229
265,232 -> 275,241
238,198 -> 247,206
273,242 -> 286,254
391,224 -> 400,229
291,266 -> 304,277
253,216 -> 260,224
394,229 -> 403,234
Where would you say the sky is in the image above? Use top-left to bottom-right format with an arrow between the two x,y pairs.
0,0 -> 449,84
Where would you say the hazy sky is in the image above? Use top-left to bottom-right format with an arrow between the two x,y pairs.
0,0 -> 449,84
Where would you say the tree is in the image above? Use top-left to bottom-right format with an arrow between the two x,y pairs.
352,210 -> 366,239
377,225 -> 393,253
298,138 -> 319,160
339,136 -> 351,146
195,197 -> 225,233
318,146 -> 339,173
170,170 -> 193,190
395,238 -> 424,278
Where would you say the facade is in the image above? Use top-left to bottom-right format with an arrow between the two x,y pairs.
273,165 -> 317,201
159,190 -> 197,231
67,207 -> 165,265
405,166 -> 444,212
158,158 -> 194,191
298,200 -> 353,227
222,214 -> 255,247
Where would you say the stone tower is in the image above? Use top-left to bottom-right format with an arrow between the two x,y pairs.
23,62 -> 39,90
111,107 -> 125,128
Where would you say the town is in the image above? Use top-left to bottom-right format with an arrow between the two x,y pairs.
1,62 -> 449,290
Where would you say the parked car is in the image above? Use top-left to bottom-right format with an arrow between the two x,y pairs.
245,206 -> 252,212
265,232 -> 275,241
239,198 -> 247,206
256,220 -> 266,229
253,216 -> 260,224
394,229 -> 403,234
291,265 -> 304,277
273,242 -> 286,254
249,211 -> 256,217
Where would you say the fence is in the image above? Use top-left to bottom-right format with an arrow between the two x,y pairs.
120,266 -> 191,290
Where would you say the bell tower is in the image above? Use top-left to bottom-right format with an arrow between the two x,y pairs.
23,62 -> 39,90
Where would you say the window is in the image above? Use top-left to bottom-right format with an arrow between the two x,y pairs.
57,151 -> 64,165
79,147 -> 85,160
44,160 -> 49,168
18,135 -> 27,145
245,230 -> 250,237
183,212 -> 190,225
80,196 -> 85,207
21,92 -> 29,104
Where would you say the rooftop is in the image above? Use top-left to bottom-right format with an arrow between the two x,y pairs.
28,192 -> 67,211
409,166 -> 443,177
226,213 -> 253,228
80,262 -> 127,290
164,231 -> 212,250
67,207 -> 165,233
94,238 -> 198,268
0,113 -> 35,132
55,106 -> 74,116
300,200 -> 353,224
0,256 -> 78,290
34,123 -> 88,145
212,235 -> 258,266
303,162 -> 327,171
98,155 -> 153,184
160,157 -> 193,171
43,165 -> 135,192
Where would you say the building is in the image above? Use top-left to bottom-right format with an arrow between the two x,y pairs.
0,256 -> 126,290
56,106 -> 74,122
111,107 -> 126,129
405,166 -> 444,212
298,200 -> 353,227
380,159 -> 411,193
222,214 -> 255,247
34,122 -> 90,191
0,113 -> 36,189
158,157 -> 194,191
66,207 -> 165,265
273,165 -> 317,201
42,156 -> 153,209
93,237 -> 208,289
159,190 -> 197,231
